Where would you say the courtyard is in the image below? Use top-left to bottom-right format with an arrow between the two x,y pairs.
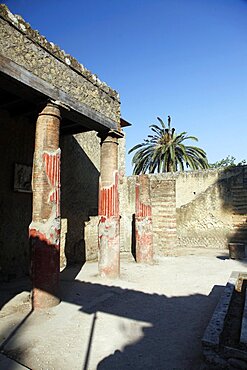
1,249 -> 247,370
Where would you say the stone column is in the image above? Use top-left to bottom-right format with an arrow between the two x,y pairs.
135,175 -> 153,263
29,102 -> 61,309
98,130 -> 123,278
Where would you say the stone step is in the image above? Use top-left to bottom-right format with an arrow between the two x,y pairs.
232,185 -> 247,189
232,225 -> 247,230
232,205 -> 247,210
232,194 -> 247,198
233,205 -> 247,210
232,216 -> 247,222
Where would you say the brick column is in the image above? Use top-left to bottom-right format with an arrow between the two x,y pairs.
98,130 -> 123,278
135,175 -> 153,263
29,102 -> 61,309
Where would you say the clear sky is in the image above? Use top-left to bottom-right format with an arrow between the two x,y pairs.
4,0 -> 247,174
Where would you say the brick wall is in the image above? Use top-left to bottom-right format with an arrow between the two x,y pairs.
119,175 -> 177,257
150,178 -> 176,255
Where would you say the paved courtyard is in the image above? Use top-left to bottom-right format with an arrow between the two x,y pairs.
1,249 -> 247,370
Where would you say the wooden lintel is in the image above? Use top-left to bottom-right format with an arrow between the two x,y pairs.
0,53 -> 118,132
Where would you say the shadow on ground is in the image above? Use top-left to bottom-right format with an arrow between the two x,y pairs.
0,272 -> 224,370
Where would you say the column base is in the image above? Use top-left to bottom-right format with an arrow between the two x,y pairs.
98,216 -> 120,278
30,237 -> 60,309
32,288 -> 60,309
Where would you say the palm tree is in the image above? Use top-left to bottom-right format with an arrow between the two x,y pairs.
129,116 -> 209,174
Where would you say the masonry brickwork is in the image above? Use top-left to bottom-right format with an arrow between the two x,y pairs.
0,5 -> 120,126
177,166 -> 247,250
0,5 -> 123,284
150,177 -> 176,255
135,175 -> 153,263
29,103 -> 61,308
118,175 -> 176,257
2,5 -> 247,284
117,167 -> 247,257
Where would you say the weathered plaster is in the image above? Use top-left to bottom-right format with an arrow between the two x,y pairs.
135,175 -> 153,263
0,5 -> 121,125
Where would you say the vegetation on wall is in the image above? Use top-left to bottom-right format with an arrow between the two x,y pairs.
210,155 -> 247,169
129,116 -> 209,174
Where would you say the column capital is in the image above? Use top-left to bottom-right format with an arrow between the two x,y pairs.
98,129 -> 124,143
38,101 -> 61,120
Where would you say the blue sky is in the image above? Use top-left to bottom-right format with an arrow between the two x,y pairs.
4,0 -> 247,174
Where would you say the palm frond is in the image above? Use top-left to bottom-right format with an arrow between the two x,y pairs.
129,115 -> 208,174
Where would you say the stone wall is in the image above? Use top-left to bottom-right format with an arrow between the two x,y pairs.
177,166 -> 247,250
119,167 -> 247,256
119,175 -> 176,257
0,5 -> 120,126
0,119 -> 123,278
60,131 -> 100,266
0,5 -> 125,277
61,131 -> 127,264
0,111 -> 101,279
0,110 -> 35,280
177,178 -> 233,249
150,177 -> 176,255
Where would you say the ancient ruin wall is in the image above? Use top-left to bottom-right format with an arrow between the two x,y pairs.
176,167 -> 246,250
0,110 -> 35,280
119,167 -> 246,256
60,132 -> 100,265
0,5 -> 120,125
119,175 -> 176,256
177,180 -> 233,249
61,131 -> 127,264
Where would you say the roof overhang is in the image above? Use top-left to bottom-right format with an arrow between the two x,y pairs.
0,53 -> 119,135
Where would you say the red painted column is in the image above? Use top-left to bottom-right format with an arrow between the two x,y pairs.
135,175 -> 153,263
98,131 -> 123,278
29,102 -> 61,309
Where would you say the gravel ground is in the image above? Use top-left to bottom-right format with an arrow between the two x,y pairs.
1,249 -> 247,370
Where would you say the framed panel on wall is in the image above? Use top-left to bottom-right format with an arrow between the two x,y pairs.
14,163 -> 32,193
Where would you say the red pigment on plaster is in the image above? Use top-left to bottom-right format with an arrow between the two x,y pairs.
99,172 -> 119,217
135,181 -> 153,263
43,151 -> 61,217
136,221 -> 153,263
29,228 -> 60,249
135,184 -> 151,217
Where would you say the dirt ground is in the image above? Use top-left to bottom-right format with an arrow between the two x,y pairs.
1,248 -> 247,370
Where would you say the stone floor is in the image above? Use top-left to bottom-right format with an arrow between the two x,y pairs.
1,249 -> 247,370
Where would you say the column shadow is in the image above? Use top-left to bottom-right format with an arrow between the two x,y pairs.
0,276 -> 225,370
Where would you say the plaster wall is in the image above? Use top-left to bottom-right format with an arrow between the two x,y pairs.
177,179 -> 233,249
177,166 -> 247,250
119,175 -> 176,256
60,131 -> 100,265
0,110 -> 34,280
61,131 -> 127,264
119,167 -> 247,255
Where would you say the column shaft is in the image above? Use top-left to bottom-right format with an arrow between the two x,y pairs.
29,103 -> 61,309
135,175 -> 153,263
98,134 -> 120,278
